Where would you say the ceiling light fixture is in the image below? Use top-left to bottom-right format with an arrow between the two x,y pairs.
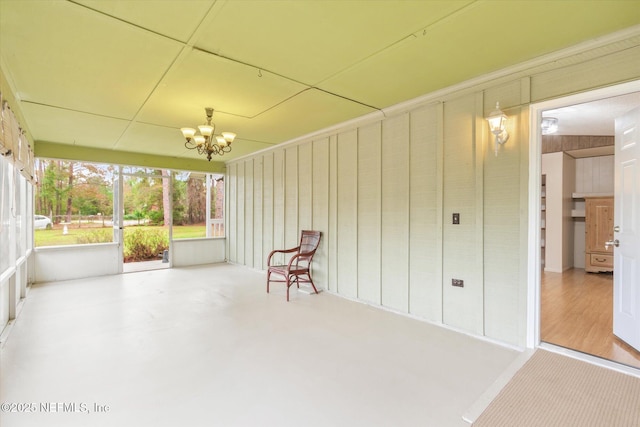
541,117 -> 559,135
486,102 -> 509,156
180,107 -> 236,161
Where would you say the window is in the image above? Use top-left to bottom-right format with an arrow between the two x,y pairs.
33,160 -> 225,248
172,172 -> 224,239
34,159 -> 115,247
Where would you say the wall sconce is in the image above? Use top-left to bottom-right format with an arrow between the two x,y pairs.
486,102 -> 509,156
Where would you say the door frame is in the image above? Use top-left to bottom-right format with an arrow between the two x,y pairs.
116,167 -> 173,271
113,166 -> 124,274
527,79 -> 640,349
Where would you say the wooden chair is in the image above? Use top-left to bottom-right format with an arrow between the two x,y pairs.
267,230 -> 321,301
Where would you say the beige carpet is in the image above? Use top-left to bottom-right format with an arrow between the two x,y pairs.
473,350 -> 640,427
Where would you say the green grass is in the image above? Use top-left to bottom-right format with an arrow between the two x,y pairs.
172,225 -> 207,239
35,225 -> 207,247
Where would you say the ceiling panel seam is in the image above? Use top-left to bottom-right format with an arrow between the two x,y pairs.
312,0 -> 478,87
188,46 -> 384,118
108,43 -> 187,150
21,100 -> 131,122
67,0 -> 211,45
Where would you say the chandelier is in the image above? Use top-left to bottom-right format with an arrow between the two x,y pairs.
180,107 -> 236,161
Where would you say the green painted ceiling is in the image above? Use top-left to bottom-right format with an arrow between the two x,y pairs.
1,0 -> 638,169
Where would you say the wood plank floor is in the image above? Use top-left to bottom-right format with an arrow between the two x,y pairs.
541,268 -> 640,369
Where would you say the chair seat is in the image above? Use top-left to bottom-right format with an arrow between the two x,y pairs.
268,265 -> 309,275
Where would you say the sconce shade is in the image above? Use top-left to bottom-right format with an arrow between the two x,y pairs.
486,102 -> 509,156
487,103 -> 508,135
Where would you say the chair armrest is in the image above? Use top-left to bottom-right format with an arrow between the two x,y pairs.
286,250 -> 316,269
267,246 -> 300,266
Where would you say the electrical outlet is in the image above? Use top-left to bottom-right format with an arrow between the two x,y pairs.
453,213 -> 460,224
452,278 -> 464,287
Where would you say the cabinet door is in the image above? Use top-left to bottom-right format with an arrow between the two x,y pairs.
586,198 -> 614,253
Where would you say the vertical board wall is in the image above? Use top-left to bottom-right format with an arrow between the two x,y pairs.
225,36 -> 640,348
227,95 -> 517,342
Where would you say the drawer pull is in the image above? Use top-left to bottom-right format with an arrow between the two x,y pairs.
595,258 -> 606,262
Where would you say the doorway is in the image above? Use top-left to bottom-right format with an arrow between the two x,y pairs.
529,81 -> 640,369
115,167 -> 172,274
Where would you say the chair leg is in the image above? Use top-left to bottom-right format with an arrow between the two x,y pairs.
266,270 -> 271,293
286,275 -> 290,302
308,273 -> 319,294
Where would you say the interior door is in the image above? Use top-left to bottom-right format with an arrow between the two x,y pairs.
613,106 -> 640,351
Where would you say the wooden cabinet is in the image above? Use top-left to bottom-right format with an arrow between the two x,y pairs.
585,197 -> 614,273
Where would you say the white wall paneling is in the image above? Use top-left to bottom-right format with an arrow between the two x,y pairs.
244,159 -> 254,268
227,163 -> 237,262
284,147 -> 299,249
517,101 -> 531,348
236,162 -> 245,265
409,105 -> 441,321
575,155 -> 614,194
357,122 -> 382,305
328,136 -> 338,292
530,45 -> 640,104
483,96 -> 526,344
381,114 -> 410,312
273,150 -> 285,260
298,144 -> 313,232
173,238 -> 226,267
336,129 -> 358,299
34,244 -> 119,282
253,158 -> 264,270
442,95 -> 483,334
262,153 -> 274,269
312,139 -> 330,290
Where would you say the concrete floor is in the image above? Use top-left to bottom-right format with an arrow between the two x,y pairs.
1,264 -> 519,427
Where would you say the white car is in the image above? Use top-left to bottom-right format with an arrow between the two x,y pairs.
34,215 -> 52,230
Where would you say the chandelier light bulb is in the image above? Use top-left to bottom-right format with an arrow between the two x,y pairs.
180,128 -> 196,140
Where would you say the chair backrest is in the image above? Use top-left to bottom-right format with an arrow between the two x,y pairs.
298,230 -> 321,264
